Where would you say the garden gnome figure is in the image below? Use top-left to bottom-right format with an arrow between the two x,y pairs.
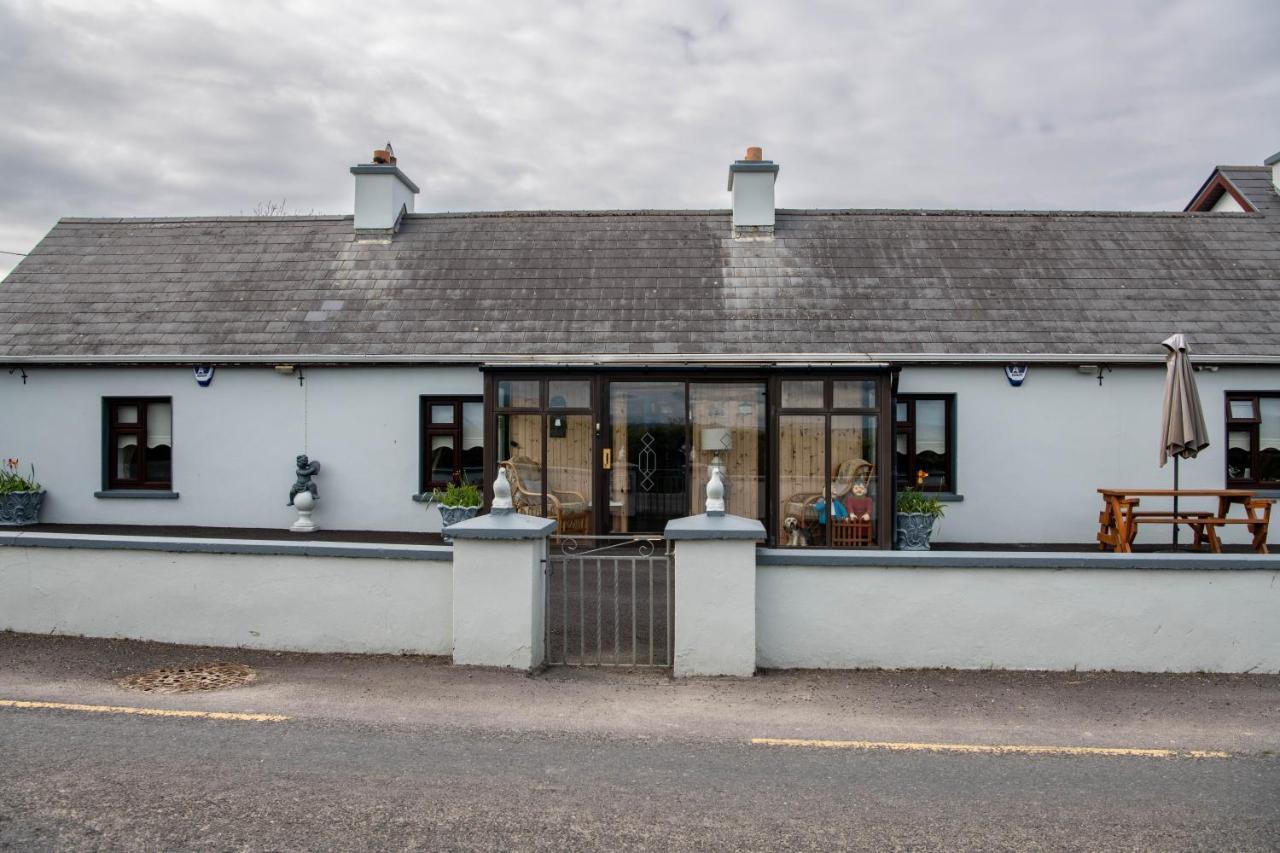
288,454 -> 321,534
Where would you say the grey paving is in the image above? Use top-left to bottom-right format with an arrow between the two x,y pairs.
3,192 -> 1280,361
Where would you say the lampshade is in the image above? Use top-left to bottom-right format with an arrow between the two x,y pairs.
700,427 -> 732,451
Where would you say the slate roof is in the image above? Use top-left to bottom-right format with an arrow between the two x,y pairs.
2,200 -> 1280,362
1216,166 -> 1280,215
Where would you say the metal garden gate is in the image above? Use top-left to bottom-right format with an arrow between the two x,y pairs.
544,536 -> 673,667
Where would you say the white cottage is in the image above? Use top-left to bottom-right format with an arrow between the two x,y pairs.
2,146 -> 1278,549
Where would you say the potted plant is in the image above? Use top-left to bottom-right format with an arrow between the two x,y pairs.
0,458 -> 45,526
431,481 -> 483,542
895,469 -> 945,550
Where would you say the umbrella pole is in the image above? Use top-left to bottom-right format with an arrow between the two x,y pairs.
1173,456 -> 1179,548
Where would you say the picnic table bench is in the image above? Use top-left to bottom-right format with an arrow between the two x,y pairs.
1097,489 -> 1273,554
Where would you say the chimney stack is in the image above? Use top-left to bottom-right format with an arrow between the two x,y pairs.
350,142 -> 419,241
727,146 -> 779,238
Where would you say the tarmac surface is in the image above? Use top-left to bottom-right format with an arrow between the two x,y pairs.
1,632 -> 1278,850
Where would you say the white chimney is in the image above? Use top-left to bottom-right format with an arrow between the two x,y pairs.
350,143 -> 419,239
727,146 -> 779,237
1267,149 -> 1280,192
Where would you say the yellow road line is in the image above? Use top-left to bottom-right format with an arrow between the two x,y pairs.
750,737 -> 1229,759
0,699 -> 287,723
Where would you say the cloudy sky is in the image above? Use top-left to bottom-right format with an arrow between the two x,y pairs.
2,0 -> 1278,277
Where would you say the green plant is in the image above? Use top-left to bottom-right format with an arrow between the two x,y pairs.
895,487 -> 944,518
896,467 -> 945,518
0,458 -> 41,495
431,481 -> 482,508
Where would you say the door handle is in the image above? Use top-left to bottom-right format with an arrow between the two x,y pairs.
602,448 -> 612,470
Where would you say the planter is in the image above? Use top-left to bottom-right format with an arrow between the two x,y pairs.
0,490 -> 46,526
437,503 -> 480,542
895,511 -> 936,551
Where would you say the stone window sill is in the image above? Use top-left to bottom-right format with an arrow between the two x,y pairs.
94,490 -> 180,500
935,493 -> 964,502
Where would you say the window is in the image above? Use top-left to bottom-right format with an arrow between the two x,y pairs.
493,378 -> 593,531
894,395 -> 955,493
1225,392 -> 1280,488
105,398 -> 173,490
777,378 -> 880,548
421,396 -> 484,491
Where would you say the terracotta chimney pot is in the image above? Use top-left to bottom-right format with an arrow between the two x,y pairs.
745,147 -> 763,161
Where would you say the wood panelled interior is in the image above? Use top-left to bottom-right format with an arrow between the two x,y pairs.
547,414 -> 592,502
689,384 -> 765,520
498,414 -> 544,512
778,415 -> 826,527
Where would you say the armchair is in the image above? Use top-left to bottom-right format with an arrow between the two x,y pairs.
500,456 -> 591,538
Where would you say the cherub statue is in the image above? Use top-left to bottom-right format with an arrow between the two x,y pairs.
288,454 -> 321,506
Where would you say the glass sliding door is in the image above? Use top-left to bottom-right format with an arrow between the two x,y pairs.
608,382 -> 687,533
689,383 -> 766,525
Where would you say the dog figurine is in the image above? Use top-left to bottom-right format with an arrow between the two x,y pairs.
784,516 -> 808,548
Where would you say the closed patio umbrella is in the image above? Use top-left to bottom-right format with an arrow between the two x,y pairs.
1160,333 -> 1210,546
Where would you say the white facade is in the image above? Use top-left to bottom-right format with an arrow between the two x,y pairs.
757,561 -> 1280,673
897,364 -> 1280,546
0,365 -> 480,533
2,362 -> 1276,545
0,544 -> 452,655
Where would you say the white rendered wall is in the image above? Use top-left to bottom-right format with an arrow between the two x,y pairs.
451,538 -> 546,670
353,172 -> 416,230
0,546 -> 452,654
1209,192 -> 1246,212
757,564 -> 1280,673
0,365 -> 480,532
897,364 -> 1280,546
731,172 -> 776,227
673,539 -> 757,677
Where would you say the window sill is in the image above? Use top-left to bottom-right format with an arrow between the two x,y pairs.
934,493 -> 964,502
412,493 -> 435,504
94,490 -> 180,500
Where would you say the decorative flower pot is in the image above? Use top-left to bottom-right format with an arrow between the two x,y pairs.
0,490 -> 46,526
437,504 -> 480,542
895,511 -> 936,551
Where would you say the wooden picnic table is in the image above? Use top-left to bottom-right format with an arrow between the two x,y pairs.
1097,489 -> 1273,554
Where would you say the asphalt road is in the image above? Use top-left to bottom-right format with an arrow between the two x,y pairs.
1,705 -> 1278,851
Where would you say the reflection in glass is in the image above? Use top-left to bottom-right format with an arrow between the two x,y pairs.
1227,430 -> 1252,480
144,402 -> 173,482
497,380 -> 540,408
116,434 -> 140,480
548,380 -> 591,409
781,381 -> 824,409
461,402 -> 484,485
779,415 -> 826,546
833,380 -> 875,409
1229,399 -> 1256,420
430,435 -> 455,484
914,400 -> 947,488
497,414 -> 544,515
431,404 -> 454,424
689,384 -> 766,523
1261,398 -> 1280,482
609,382 -> 687,533
116,404 -> 139,424
547,414 -> 592,535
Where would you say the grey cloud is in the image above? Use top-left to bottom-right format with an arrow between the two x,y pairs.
2,0 -> 1279,279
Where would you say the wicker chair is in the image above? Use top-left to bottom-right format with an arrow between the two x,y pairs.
500,456 -> 590,538
780,458 -> 874,544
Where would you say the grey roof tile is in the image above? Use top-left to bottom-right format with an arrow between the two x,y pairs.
2,206 -> 1279,359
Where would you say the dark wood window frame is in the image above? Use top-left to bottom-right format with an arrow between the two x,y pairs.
774,377 -> 889,548
488,378 -> 594,520
419,395 -> 484,493
1224,391 -> 1280,489
482,368 -> 894,547
894,394 -> 957,494
103,397 -> 173,491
